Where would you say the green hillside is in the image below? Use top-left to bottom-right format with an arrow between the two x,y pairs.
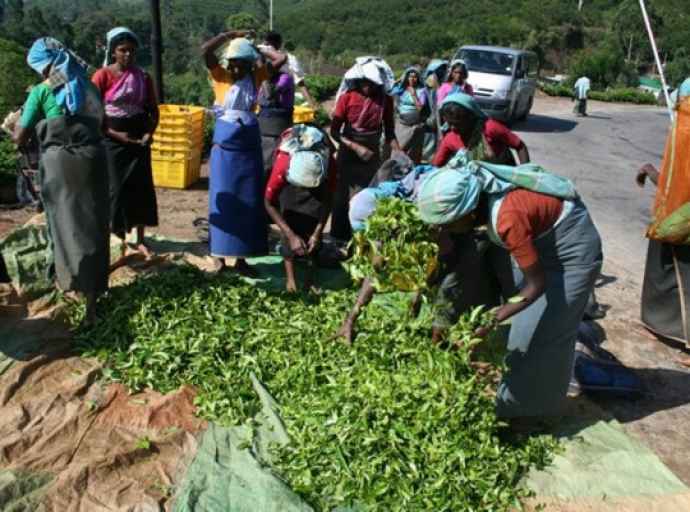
0,0 -> 689,107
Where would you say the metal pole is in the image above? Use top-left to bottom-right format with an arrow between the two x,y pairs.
269,0 -> 273,30
150,0 -> 164,102
638,0 -> 673,121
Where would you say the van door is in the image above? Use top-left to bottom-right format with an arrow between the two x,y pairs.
512,56 -> 529,119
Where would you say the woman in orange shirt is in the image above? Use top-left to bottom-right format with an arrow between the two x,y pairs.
417,156 -> 602,423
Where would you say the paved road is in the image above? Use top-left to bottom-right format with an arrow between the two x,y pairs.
512,96 -> 669,286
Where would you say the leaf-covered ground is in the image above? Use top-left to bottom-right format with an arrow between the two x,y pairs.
70,265 -> 555,511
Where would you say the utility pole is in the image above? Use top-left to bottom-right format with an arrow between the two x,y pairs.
269,0 -> 273,30
150,0 -> 165,102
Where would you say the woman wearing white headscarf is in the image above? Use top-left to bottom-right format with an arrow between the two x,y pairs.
13,37 -> 109,323
330,57 -> 401,242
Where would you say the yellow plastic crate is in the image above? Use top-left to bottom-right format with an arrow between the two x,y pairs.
293,105 -> 315,124
152,149 -> 202,189
153,104 -> 206,153
158,105 -> 205,126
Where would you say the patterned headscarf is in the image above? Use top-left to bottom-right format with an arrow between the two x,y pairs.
27,37 -> 89,115
279,125 -> 331,188
417,150 -> 578,225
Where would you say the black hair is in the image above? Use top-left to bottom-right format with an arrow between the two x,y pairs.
111,33 -> 139,52
447,62 -> 468,82
264,31 -> 282,49
440,102 -> 475,125
284,41 -> 296,52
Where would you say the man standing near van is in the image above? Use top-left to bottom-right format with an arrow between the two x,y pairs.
573,76 -> 591,117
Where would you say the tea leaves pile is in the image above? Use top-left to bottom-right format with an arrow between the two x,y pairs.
70,265 -> 555,511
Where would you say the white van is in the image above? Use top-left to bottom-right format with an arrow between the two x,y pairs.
454,45 -> 539,123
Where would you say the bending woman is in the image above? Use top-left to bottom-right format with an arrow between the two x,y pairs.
393,67 -> 428,164
417,155 -> 602,420
13,38 -> 109,323
92,27 -> 159,257
433,93 -> 529,167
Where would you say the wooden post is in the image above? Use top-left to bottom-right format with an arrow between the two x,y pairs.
150,0 -> 164,102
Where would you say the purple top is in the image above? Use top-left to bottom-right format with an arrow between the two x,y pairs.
259,72 -> 295,112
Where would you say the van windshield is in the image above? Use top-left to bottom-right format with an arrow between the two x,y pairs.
457,49 -> 515,77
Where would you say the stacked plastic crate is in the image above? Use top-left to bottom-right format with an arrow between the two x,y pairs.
151,105 -> 205,189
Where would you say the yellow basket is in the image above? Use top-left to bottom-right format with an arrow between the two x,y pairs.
152,149 -> 202,189
153,104 -> 206,153
293,105 -> 315,124
158,105 -> 205,126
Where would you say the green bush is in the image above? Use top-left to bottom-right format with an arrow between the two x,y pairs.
539,83 -> 656,105
0,136 -> 19,186
164,70 -> 214,108
540,83 -> 574,98
566,47 -> 638,89
589,88 -> 656,105
0,39 -> 36,119
304,74 -> 341,102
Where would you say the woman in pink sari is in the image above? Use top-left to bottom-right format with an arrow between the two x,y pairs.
92,27 -> 159,257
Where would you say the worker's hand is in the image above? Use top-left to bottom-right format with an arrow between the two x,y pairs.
636,163 -> 655,187
1,110 -> 21,136
288,234 -> 308,257
139,133 -> 153,147
307,233 -> 321,255
350,141 -> 374,162
473,325 -> 492,340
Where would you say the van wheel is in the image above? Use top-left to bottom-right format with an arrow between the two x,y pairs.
517,97 -> 533,121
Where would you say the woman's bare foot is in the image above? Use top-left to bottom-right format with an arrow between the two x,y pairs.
134,242 -> 153,259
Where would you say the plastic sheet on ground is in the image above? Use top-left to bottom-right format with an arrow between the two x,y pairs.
172,375 -> 312,512
0,309 -> 203,511
524,418 -> 689,510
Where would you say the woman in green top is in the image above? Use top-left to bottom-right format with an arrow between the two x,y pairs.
12,37 -> 110,324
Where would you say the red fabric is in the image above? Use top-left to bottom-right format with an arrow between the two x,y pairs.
431,120 -> 523,167
432,131 -> 463,167
91,68 -> 157,108
483,118 -> 523,157
332,90 -> 395,141
496,189 -> 564,269
265,151 -> 337,204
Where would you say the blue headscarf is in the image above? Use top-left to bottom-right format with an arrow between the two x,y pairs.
103,27 -> 141,66
680,78 -> 690,98
424,59 -> 449,82
391,66 -> 422,96
441,91 -> 487,120
350,164 -> 435,231
27,37 -> 89,115
670,77 -> 690,108
417,150 -> 578,225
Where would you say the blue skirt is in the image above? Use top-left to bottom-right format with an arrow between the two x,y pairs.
208,117 -> 268,257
